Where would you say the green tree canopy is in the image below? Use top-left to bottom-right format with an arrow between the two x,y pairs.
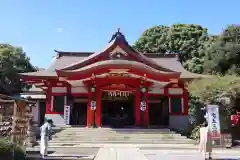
133,24 -> 210,61
0,44 -> 35,94
133,25 -> 170,53
204,25 -> 240,75
133,24 -> 214,73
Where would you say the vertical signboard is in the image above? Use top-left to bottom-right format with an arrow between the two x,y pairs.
91,101 -> 96,111
64,105 -> 70,125
207,105 -> 221,139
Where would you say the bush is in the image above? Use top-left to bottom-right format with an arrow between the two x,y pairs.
188,75 -> 240,139
0,137 -> 26,160
190,125 -> 201,140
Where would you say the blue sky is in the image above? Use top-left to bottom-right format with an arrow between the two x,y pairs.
0,0 -> 239,68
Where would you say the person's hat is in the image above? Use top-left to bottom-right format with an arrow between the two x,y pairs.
46,119 -> 53,124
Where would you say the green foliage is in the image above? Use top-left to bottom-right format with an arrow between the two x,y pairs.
0,137 -> 26,160
189,75 -> 240,101
184,57 -> 204,74
133,24 -> 210,65
133,25 -> 170,53
190,125 -> 201,140
0,44 -> 35,94
189,75 -> 240,132
133,24 -> 240,75
204,25 -> 240,75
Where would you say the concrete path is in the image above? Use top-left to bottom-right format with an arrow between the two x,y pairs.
95,147 -> 147,160
94,147 -> 240,160
142,149 -> 240,160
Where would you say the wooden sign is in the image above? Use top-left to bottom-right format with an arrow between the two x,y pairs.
11,100 -> 32,147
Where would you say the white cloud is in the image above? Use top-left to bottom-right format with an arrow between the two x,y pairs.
57,28 -> 63,33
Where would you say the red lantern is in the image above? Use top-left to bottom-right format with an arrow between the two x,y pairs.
231,115 -> 239,125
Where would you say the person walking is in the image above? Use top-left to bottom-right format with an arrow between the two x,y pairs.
40,119 -> 53,159
199,121 -> 213,159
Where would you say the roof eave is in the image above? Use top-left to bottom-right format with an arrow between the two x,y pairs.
180,74 -> 213,81
19,72 -> 57,80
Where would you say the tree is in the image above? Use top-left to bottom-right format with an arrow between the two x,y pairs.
189,75 -> 240,129
134,24 -> 211,63
0,44 -> 35,94
204,25 -> 240,75
183,57 -> 204,74
133,25 -> 170,53
167,24 -> 209,62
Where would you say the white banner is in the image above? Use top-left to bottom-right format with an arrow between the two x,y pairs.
64,105 -> 71,125
140,101 -> 146,111
91,101 -> 96,111
207,105 -> 221,139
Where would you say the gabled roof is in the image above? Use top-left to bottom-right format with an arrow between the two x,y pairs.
56,59 -> 181,81
57,29 -> 176,72
19,29 -> 210,80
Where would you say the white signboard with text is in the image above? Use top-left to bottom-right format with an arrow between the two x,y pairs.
64,105 -> 71,125
140,101 -> 146,111
91,101 -> 96,111
207,105 -> 221,139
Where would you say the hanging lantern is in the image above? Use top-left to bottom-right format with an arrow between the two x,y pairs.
141,88 -> 146,93
91,87 -> 95,92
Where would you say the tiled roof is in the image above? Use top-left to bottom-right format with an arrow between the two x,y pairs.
20,30 -> 209,80
20,53 -> 207,79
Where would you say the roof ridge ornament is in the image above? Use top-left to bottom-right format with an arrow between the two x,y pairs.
108,28 -> 124,43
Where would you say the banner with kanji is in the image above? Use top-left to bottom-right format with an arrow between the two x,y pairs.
207,105 -> 221,139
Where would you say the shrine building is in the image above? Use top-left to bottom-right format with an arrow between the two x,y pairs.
20,29 -> 206,130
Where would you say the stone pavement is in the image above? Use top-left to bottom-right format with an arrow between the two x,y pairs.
95,147 -> 147,160
94,147 -> 240,160
27,145 -> 240,160
26,147 -> 99,160
141,149 -> 240,160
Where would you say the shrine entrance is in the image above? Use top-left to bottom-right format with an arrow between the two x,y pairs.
148,96 -> 169,126
70,97 -> 88,126
101,91 -> 135,128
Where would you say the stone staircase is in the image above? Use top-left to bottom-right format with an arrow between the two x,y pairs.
46,127 -> 196,145
26,127 -> 196,159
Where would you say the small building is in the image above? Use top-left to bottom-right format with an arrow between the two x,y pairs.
0,94 -> 35,146
20,29 -> 207,130
14,85 -> 46,126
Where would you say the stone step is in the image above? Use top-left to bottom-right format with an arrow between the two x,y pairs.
58,130 -> 172,132
50,138 -> 188,141
52,136 -> 188,140
55,130 -> 172,133
41,140 -> 195,145
52,134 -> 183,138
26,155 -> 93,160
42,141 -> 195,145
48,138 -> 194,142
54,132 -> 178,136
58,128 -> 172,132
56,128 -> 171,131
28,143 -> 198,150
52,136 -> 186,139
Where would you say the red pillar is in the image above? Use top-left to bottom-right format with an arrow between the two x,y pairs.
144,91 -> 149,126
87,88 -> 93,127
135,89 -> 140,126
45,87 -> 52,114
96,87 -> 102,127
183,88 -> 189,115
168,96 -> 172,114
